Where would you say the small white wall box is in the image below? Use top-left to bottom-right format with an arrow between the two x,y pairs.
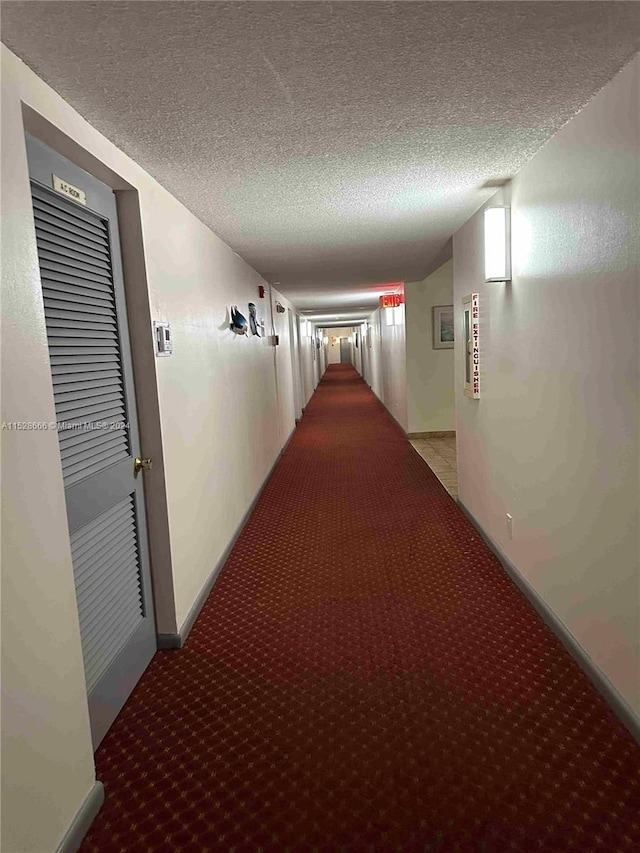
153,321 -> 173,356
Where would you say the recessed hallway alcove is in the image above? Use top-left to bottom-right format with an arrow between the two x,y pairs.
82,365 -> 640,852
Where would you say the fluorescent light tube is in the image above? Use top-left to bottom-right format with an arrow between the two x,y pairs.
484,207 -> 511,282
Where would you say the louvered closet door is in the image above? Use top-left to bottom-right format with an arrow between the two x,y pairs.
26,134 -> 156,750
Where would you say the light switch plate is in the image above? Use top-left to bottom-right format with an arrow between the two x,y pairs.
154,321 -> 172,356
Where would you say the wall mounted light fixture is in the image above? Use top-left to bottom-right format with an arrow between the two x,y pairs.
484,207 -> 511,282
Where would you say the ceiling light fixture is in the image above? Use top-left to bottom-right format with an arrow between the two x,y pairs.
484,207 -> 511,282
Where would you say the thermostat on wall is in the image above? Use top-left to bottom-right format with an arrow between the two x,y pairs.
153,321 -> 173,356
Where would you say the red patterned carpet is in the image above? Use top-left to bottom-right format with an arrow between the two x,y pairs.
83,364 -> 640,852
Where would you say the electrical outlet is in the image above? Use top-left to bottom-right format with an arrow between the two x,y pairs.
506,513 -> 513,539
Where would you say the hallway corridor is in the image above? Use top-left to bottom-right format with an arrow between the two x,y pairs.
82,365 -> 639,852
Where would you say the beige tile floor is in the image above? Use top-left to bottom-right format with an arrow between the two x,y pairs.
409,433 -> 458,499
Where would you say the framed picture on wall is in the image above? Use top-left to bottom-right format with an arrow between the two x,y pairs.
432,305 -> 454,349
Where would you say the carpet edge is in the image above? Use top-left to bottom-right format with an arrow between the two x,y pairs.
457,497 -> 640,746
158,425 -> 297,650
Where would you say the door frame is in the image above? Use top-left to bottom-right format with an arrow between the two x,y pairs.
22,105 -> 178,641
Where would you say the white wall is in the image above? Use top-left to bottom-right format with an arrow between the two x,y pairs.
136,195 -> 282,633
375,293 -> 408,431
1,52 -> 96,853
270,288 -> 297,448
287,309 -> 304,420
405,260 -> 455,434
453,56 -> 640,718
1,44 -> 289,853
353,328 -> 363,375
298,318 -> 316,406
317,330 -> 327,378
360,322 -> 370,384
367,309 -> 384,399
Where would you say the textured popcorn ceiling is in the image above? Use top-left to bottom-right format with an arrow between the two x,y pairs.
3,2 -> 639,314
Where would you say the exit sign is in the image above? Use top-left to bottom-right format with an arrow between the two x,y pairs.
380,294 -> 402,309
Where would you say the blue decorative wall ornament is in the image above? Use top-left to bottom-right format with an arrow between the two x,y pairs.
230,306 -> 248,335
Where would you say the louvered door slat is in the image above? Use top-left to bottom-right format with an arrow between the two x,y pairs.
54,369 -> 121,387
38,239 -> 112,273
32,203 -> 111,245
45,297 -> 115,317
36,226 -> 111,258
39,257 -> 114,288
63,448 -> 129,486
70,498 -> 133,552
83,597 -> 144,692
74,537 -> 138,590
32,186 -> 111,234
47,319 -> 117,333
38,248 -> 114,278
56,396 -> 124,419
80,585 -> 142,654
48,324 -> 118,337
35,215 -> 109,250
49,348 -> 120,364
61,418 -> 125,439
57,395 -> 122,419
55,376 -> 123,399
69,494 -> 144,693
61,432 -> 127,467
56,389 -> 123,413
60,420 -> 124,451
58,419 -> 122,452
82,595 -> 143,663
73,517 -> 137,571
74,533 -> 138,589
51,355 -> 120,371
56,389 -> 123,414
74,545 -> 138,598
47,327 -> 118,341
35,227 -> 111,261
43,284 -> 114,308
73,520 -> 138,572
32,207 -> 110,248
80,576 -> 142,638
32,184 -> 130,487
46,310 -> 118,328
82,588 -> 143,669
46,313 -> 117,328
83,604 -> 144,691
41,269 -> 115,295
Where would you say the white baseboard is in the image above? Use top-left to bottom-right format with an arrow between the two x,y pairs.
56,782 -> 104,853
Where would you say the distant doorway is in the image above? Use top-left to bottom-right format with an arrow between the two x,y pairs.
339,338 -> 351,364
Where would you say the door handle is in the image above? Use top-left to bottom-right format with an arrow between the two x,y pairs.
134,457 -> 153,474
